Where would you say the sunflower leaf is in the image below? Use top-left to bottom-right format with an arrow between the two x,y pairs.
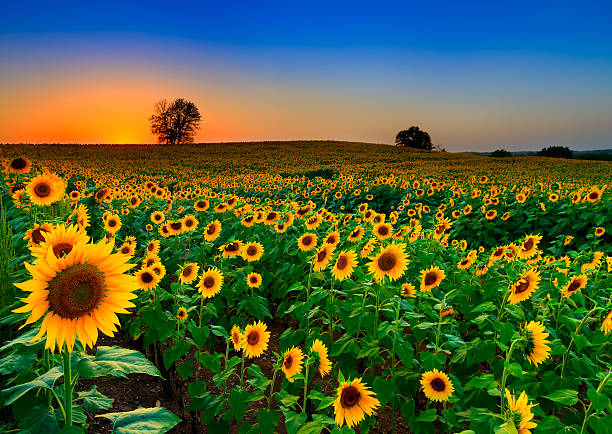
97,407 -> 180,433
76,346 -> 161,379
543,389 -> 579,406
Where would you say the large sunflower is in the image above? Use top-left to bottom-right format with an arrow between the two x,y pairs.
508,269 -> 541,305
242,320 -> 270,358
368,243 -> 409,282
13,240 -> 137,352
505,389 -> 538,434
297,233 -> 317,252
420,368 -> 455,402
198,267 -> 224,298
331,250 -> 358,281
310,339 -> 331,377
523,321 -> 551,366
372,222 -> 393,241
7,156 -> 32,174
560,275 -> 587,298
30,223 -> 89,260
419,266 -> 446,292
242,242 -> 264,262
26,172 -> 65,206
333,378 -> 380,428
282,346 -> 304,382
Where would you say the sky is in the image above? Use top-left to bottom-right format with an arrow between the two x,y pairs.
1,0 -> 611,151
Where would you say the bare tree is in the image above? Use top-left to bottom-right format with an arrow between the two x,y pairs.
150,98 -> 202,144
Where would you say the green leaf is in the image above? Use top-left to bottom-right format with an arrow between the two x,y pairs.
535,416 -> 565,433
588,414 -> 612,434
415,408 -> 438,422
373,377 -> 396,407
472,302 -> 497,313
77,346 -> 161,379
495,421 -> 518,434
188,324 -> 210,349
277,389 -> 301,408
296,420 -> 325,434
1,366 -> 62,406
587,388 -> 610,412
229,387 -> 251,422
257,409 -> 280,434
543,389 -> 578,406
97,407 -> 180,433
19,407 -> 59,433
162,341 -> 192,370
187,381 -> 207,398
77,385 -> 113,413
284,411 -> 307,434
210,325 -> 229,338
176,360 -> 193,380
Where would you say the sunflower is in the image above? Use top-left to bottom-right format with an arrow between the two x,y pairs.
182,215 -> 199,232
177,307 -> 188,321
26,172 -> 66,206
30,223 -> 90,260
242,242 -> 264,262
146,240 -> 161,256
194,199 -> 210,212
585,186 -> 602,203
485,209 -> 497,220
242,320 -> 270,358
563,236 -> 573,246
282,346 -> 304,382
179,262 -> 199,285
313,244 -> 335,272
203,220 -> 222,241
419,266 -> 446,292
368,243 -> 409,282
560,275 -> 587,298
104,214 -> 122,235
198,268 -> 224,298
297,233 -> 318,251
457,256 -> 474,270
24,223 -> 54,247
150,263 -> 166,279
517,234 -> 542,259
595,227 -> 605,237
135,267 -> 160,291
7,156 -> 32,174
167,220 -> 184,236
150,211 -> 165,224
331,250 -> 358,281
231,325 -> 243,350
333,378 -> 380,428
347,226 -> 364,242
601,311 -> 612,335
420,368 -> 455,402
118,242 -> 135,257
401,282 -> 416,297
372,222 -> 393,241
324,231 -> 341,246
310,339 -> 331,377
13,239 -> 137,352
246,272 -> 262,288
505,389 -> 537,434
220,240 -> 243,258
508,269 -> 541,305
360,238 -> 377,258
523,321 -> 551,366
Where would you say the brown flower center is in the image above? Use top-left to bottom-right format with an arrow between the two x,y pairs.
170,222 -> 182,230
568,279 -> 581,292
183,266 -> 193,277
514,279 -> 530,294
31,227 -> 49,245
141,271 -> 154,283
247,246 -> 258,256
340,386 -> 360,409
302,236 -> 313,246
284,355 -> 293,369
431,377 -> 446,392
377,226 -> 389,236
207,224 -> 217,235
378,252 -> 397,272
336,256 -> 348,270
424,271 -> 438,286
317,249 -> 328,262
247,331 -> 259,345
48,263 -> 106,318
10,158 -> 28,170
52,242 -> 74,258
203,276 -> 216,288
523,238 -> 534,251
34,182 -> 51,198
226,242 -> 239,252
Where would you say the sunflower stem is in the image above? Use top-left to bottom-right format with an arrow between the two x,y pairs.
561,306 -> 599,379
43,349 -> 53,407
62,350 -> 73,428
239,350 -> 246,387
580,369 -> 612,434
499,338 -> 519,412
267,366 -> 279,411
302,360 -> 310,414
329,278 -> 335,355
391,295 -> 402,434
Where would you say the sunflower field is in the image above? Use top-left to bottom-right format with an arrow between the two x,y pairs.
0,142 -> 611,434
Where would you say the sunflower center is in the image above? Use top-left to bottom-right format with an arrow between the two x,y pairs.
589,191 -> 598,200
108,219 -> 117,228
121,246 -> 130,254
336,256 -> 348,270
233,333 -> 240,344
284,355 -> 293,368
247,331 -> 259,345
250,276 -> 258,284
340,386 -> 360,409
170,222 -> 182,230
34,182 -> 51,198
568,280 -> 581,292
53,242 -> 74,258
378,252 -> 397,272
185,219 -> 194,227
207,224 -> 216,235
31,227 -> 49,245
247,246 -> 257,256
48,263 -> 106,319
141,271 -> 154,283
424,271 -> 438,286
431,377 -> 446,392
183,266 -> 193,277
226,242 -> 239,252
523,238 -> 534,250
514,279 -> 530,294
203,276 -> 216,288
317,250 -> 328,262
302,236 -> 313,246
327,236 -> 337,244
10,158 -> 27,170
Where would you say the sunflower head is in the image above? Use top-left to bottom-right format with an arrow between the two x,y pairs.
420,368 -> 455,402
508,269 -> 541,305
282,346 -> 304,382
333,378 -> 380,428
242,242 -> 264,262
523,320 -> 551,366
420,266 -> 446,292
242,320 -> 270,358
368,243 -> 409,282
310,339 -> 331,377
198,268 -> 224,298
246,272 -> 262,288
26,172 -> 66,206
179,262 -> 200,285
231,325 -> 243,351
177,307 -> 188,321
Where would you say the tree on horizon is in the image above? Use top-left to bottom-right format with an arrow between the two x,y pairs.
395,126 -> 432,150
149,98 -> 201,145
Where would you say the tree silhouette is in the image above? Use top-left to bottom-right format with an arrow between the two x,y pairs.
536,146 -> 573,159
491,149 -> 512,157
150,98 -> 201,145
395,126 -> 432,150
